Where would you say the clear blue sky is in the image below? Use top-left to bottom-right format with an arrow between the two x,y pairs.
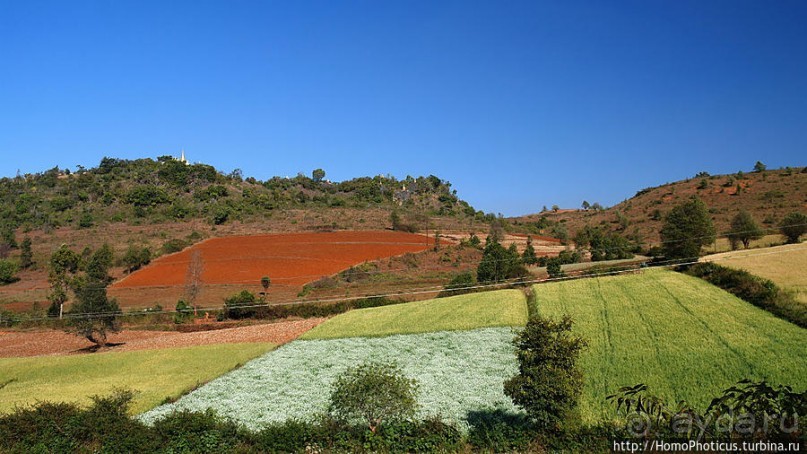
1,1 -> 805,216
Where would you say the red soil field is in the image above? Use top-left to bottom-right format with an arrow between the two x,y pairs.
112,230 -> 442,290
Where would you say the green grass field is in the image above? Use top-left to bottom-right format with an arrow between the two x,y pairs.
301,289 -> 527,340
705,242 -> 807,303
533,269 -> 807,424
0,343 -> 275,414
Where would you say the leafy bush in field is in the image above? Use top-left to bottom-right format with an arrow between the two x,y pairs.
504,315 -> 587,433
779,211 -> 807,243
0,390 -> 158,453
684,262 -> 806,328
223,290 -> 265,319
141,328 -> 521,431
466,409 -> 536,452
438,271 -> 476,297
161,238 -> 189,254
0,259 -> 19,284
328,361 -> 419,433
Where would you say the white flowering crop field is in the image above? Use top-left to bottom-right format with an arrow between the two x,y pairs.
140,327 -> 521,430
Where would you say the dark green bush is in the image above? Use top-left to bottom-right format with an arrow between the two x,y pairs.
152,409 -> 245,453
438,271 -> 476,297
466,409 -> 535,452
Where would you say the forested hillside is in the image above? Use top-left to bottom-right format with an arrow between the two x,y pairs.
0,156 -> 480,237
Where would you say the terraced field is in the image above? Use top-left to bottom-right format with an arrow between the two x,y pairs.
704,242 -> 807,303
533,269 -> 807,424
301,289 -> 527,339
0,343 -> 276,414
141,290 -> 529,430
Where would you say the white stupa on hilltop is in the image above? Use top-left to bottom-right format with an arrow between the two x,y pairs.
178,149 -> 188,165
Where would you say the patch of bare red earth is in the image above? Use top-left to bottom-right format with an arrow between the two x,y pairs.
110,230 -> 443,309
0,318 -> 324,358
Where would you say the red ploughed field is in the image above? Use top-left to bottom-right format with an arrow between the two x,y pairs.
111,230 -> 438,289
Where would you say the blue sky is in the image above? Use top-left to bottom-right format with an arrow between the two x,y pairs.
1,1 -> 805,216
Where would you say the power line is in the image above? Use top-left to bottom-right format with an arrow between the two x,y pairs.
9,244 -> 801,322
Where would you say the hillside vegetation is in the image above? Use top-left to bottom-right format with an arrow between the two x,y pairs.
301,289 -> 527,339
514,166 -> 807,246
0,156 -> 478,234
532,269 -> 807,424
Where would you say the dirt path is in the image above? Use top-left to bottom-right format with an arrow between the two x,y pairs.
0,318 -> 325,358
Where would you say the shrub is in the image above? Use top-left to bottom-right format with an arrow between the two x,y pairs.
223,290 -> 264,319
0,259 -> 19,284
161,238 -> 189,254
477,241 -> 528,283
546,258 -> 564,278
438,271 -> 476,297
504,315 -> 587,433
152,409 -> 244,453
779,212 -> 807,243
467,409 -> 536,452
328,361 -> 419,433
660,197 -> 716,260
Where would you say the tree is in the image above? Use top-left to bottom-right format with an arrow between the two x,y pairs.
224,290 -> 265,319
184,250 -> 204,310
48,245 -> 81,318
438,271 -> 476,297
581,201 -> 590,210
546,258 -> 564,278
312,168 -> 326,183
477,240 -> 527,283
727,211 -> 763,249
122,245 -> 151,273
0,260 -> 18,285
754,161 -> 767,172
328,361 -> 419,433
19,237 -> 33,270
522,236 -> 538,265
660,197 -> 716,260
779,212 -> 807,244
66,246 -> 121,347
504,315 -> 586,433
260,276 -> 271,302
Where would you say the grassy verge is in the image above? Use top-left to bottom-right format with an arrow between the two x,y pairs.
532,269 -> 807,425
0,343 -> 275,414
301,289 -> 527,340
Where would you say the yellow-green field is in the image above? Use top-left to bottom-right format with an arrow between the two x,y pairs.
704,242 -> 807,303
0,343 -> 275,414
301,289 -> 527,340
533,269 -> 807,424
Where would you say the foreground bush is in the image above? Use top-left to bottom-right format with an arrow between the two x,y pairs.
504,315 -> 587,433
328,361 -> 419,433
0,395 -> 463,453
684,262 -> 806,328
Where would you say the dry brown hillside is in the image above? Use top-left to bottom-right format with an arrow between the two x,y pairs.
513,167 -> 807,247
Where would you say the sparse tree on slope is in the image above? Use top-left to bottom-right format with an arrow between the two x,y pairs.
779,212 -> 807,244
727,210 -> 763,249
660,197 -> 716,260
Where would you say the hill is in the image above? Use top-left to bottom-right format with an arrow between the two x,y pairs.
512,166 -> 807,247
533,268 -> 807,424
0,157 -> 494,310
